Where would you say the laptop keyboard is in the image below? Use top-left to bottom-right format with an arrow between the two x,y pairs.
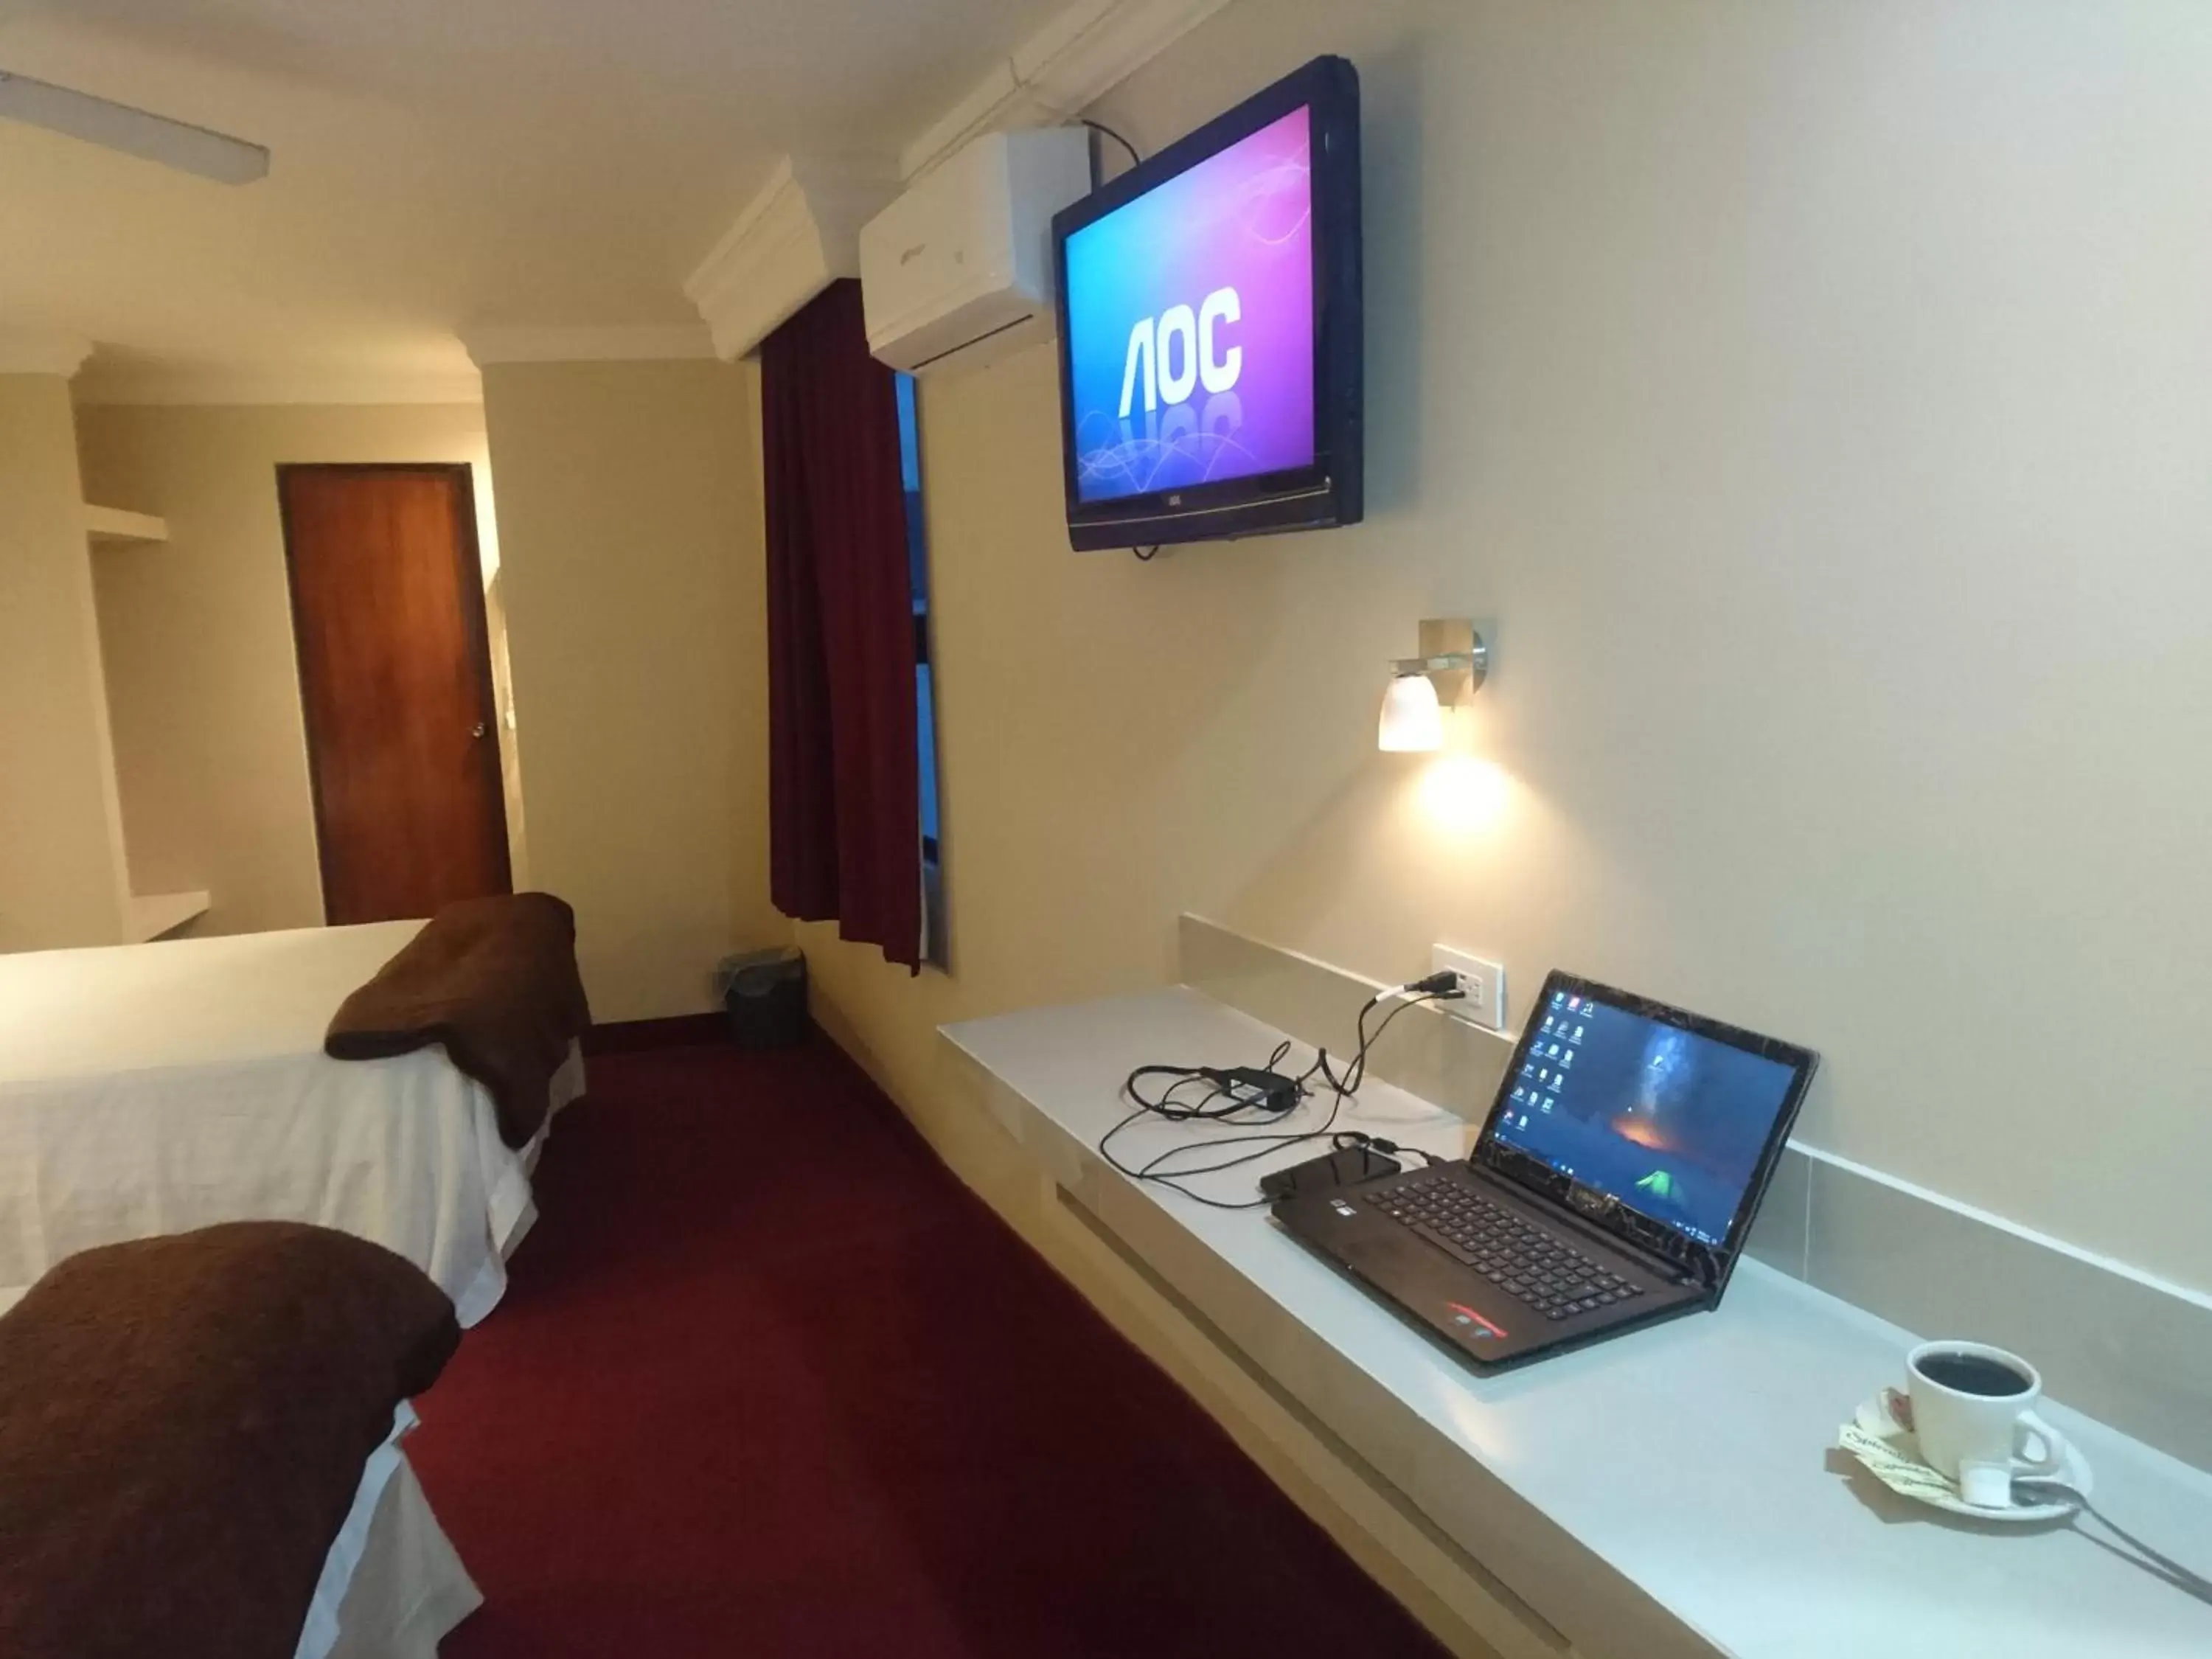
1368,1173 -> 1646,1321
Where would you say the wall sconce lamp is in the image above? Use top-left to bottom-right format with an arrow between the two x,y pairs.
1378,619 -> 1489,753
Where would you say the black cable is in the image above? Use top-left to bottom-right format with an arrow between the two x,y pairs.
1136,995 -> 1437,1186
1131,544 -> 1161,562
1102,986 -> 1457,1208
1114,1006 -> 1419,1206
1082,119 -> 1141,173
1101,1040 -> 1302,1192
1121,1040 -> 1297,1119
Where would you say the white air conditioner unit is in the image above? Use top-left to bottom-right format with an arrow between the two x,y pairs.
860,128 -> 1093,376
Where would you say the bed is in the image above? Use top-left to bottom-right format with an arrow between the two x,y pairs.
308,1401 -> 482,1659
0,919 -> 585,1326
0,1223 -> 482,1659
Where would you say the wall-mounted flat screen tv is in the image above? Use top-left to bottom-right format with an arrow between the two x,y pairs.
1051,55 -> 1363,552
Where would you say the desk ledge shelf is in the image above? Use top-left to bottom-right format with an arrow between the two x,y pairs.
128,891 -> 209,942
83,504 -> 170,546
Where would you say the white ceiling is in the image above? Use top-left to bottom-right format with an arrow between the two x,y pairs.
0,0 -> 1071,393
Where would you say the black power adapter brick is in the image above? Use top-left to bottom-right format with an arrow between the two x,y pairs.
1200,1065 -> 1304,1114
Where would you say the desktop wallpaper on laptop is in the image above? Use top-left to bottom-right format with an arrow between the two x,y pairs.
1495,992 -> 1798,1248
1062,105 -> 1315,502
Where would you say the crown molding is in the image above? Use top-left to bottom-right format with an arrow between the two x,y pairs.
899,0 -> 1233,180
683,154 -> 900,361
0,327 -> 95,378
461,324 -> 717,366
72,366 -> 484,407
681,0 -> 1221,358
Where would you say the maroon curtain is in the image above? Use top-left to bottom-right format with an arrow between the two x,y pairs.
762,280 -> 922,970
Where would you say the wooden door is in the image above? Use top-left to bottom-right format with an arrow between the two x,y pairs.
279,464 -> 512,925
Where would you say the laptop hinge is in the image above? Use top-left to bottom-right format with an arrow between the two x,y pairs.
1473,1166 -> 1707,1290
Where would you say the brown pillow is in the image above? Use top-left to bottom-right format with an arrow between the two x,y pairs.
0,1221 -> 461,1659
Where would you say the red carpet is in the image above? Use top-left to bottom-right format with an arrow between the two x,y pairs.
408,1035 -> 1447,1659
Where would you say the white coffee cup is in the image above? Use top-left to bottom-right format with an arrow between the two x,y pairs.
1905,1340 -> 2070,1508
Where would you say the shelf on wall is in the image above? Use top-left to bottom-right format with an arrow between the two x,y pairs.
83,504 -> 170,546
127,891 -> 209,942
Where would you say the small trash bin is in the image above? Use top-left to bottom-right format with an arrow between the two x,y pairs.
716,947 -> 809,1050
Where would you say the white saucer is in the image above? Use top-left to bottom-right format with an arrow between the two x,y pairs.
1845,1389 -> 2094,1523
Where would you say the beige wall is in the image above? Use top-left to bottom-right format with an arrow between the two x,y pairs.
797,0 -> 2212,1296
0,374 -> 128,951
73,402 -> 520,937
481,358 -> 784,1023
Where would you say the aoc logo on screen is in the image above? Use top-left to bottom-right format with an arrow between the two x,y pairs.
1116,287 -> 1243,417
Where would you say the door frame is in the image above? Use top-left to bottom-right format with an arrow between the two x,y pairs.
276,462 -> 512,924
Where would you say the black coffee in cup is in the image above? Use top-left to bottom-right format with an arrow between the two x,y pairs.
1914,1350 -> 2031,1397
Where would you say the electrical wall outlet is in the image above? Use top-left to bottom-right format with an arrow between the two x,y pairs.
1431,945 -> 1506,1032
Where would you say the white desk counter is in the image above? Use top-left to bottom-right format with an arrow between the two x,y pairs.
942,988 -> 2212,1659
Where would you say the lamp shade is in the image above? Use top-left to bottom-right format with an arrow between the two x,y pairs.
1377,672 -> 1444,752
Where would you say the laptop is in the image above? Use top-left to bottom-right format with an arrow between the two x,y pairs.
1273,970 -> 1818,1370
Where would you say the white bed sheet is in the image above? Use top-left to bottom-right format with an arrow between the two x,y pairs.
302,1404 -> 482,1659
0,922 -> 582,1325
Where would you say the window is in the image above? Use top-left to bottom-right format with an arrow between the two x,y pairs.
897,374 -> 948,967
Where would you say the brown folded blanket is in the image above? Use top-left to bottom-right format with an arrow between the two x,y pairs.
326,891 -> 592,1148
0,1222 -> 462,1659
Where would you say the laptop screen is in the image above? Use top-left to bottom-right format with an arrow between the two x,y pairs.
1487,981 -> 1804,1249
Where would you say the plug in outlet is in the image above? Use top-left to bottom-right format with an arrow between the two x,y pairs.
1431,945 -> 1506,1032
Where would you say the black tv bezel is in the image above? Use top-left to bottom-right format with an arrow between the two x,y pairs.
1050,54 -> 1362,553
